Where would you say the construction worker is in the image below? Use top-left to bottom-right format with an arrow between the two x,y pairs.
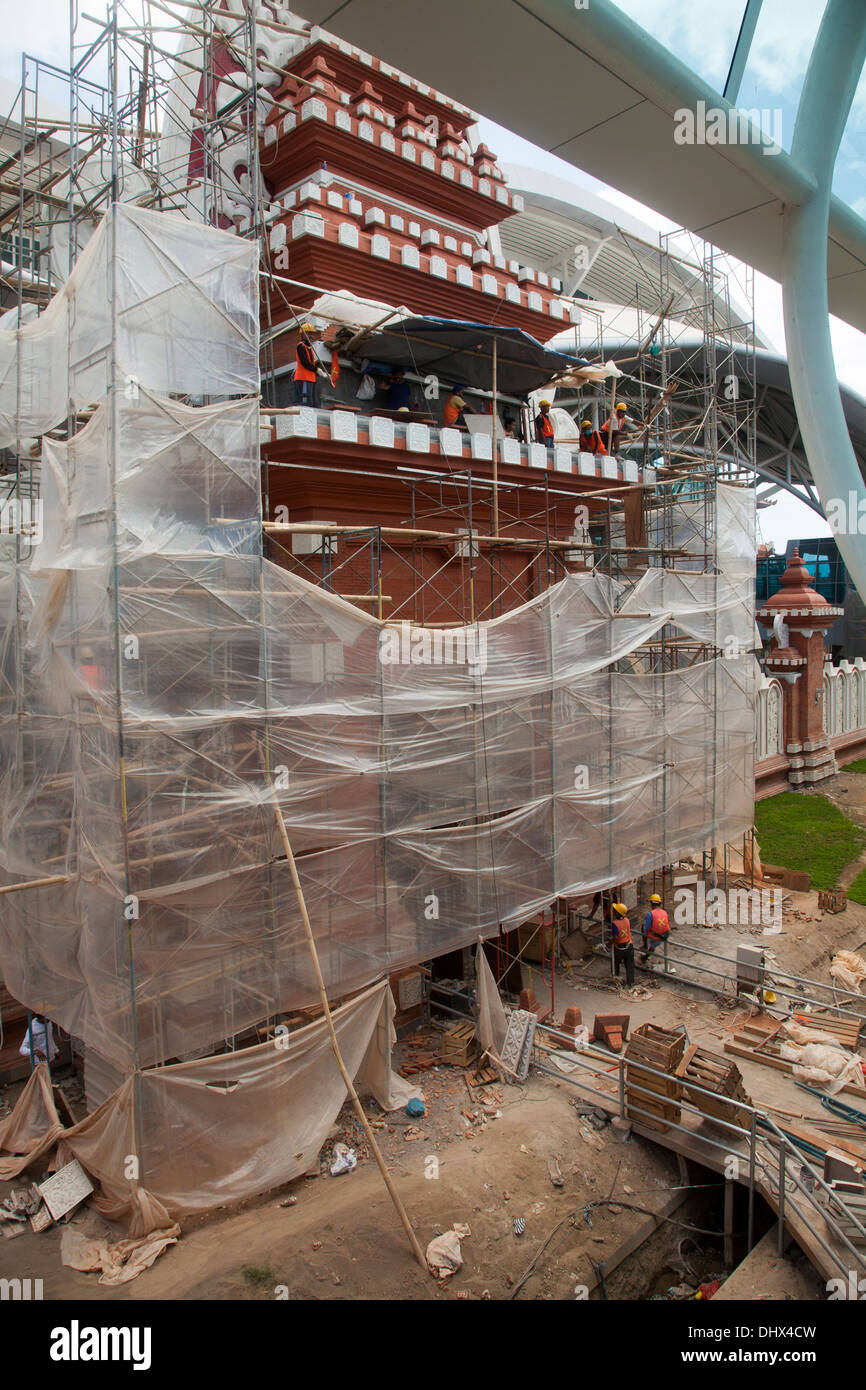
600,401 -> 638,455
534,399 -> 555,446
78,647 -> 104,694
578,419 -> 608,455
292,324 -> 328,408
443,386 -> 468,428
641,892 -> 671,963
610,901 -> 635,987
384,367 -> 413,411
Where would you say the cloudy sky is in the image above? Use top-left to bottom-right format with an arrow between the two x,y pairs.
5,0 -> 864,549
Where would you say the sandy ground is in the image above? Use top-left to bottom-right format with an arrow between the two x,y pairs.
1,1069 -> 695,1302
2,777 -> 865,1302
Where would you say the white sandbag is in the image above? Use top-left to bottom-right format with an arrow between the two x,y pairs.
829,950 -> 866,995
783,1020 -> 846,1049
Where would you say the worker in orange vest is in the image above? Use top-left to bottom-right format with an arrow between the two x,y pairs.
610,901 -> 635,986
443,386 -> 467,427
641,892 -> 670,963
293,324 -> 327,407
579,419 -> 608,455
534,399 -> 555,445
600,401 -> 639,455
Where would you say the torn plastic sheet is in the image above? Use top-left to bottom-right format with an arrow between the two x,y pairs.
0,981 -> 412,1228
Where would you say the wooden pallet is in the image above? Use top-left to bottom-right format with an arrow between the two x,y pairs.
675,1044 -> 751,1129
466,1064 -> 499,1088
793,1010 -> 863,1052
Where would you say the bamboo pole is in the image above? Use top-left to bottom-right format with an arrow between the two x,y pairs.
605,375 -> 616,458
259,743 -> 427,1271
0,874 -> 69,895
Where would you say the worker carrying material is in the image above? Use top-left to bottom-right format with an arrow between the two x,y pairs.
610,902 -> 635,987
641,893 -> 670,963
534,399 -> 555,445
578,419 -> 608,455
600,401 -> 640,455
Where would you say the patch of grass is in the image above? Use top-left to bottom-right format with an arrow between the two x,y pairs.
755,791 -> 866,892
843,758 -> 866,775
849,867 -> 866,907
242,1265 -> 274,1286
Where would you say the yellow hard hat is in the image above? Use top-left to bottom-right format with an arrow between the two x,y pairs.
612,901 -> 628,916
581,419 -> 592,429
650,893 -> 662,904
539,399 -> 551,407
763,989 -> 777,1005
616,401 -> 627,411
300,321 -> 316,333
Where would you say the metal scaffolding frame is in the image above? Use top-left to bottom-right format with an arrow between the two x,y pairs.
0,1 -> 758,1072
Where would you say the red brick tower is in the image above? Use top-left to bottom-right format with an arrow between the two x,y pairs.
258,32 -> 647,623
758,549 -> 843,785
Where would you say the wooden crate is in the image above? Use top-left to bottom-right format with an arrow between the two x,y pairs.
676,1044 -> 751,1130
440,1021 -> 478,1068
626,1023 -> 687,1069
624,1024 -> 686,1133
818,889 -> 847,914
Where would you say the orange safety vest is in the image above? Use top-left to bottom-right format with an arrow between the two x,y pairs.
294,341 -> 318,383
612,916 -> 632,948
536,413 -> 554,442
80,663 -> 104,691
580,430 -> 608,455
648,907 -> 670,940
443,395 -> 464,426
329,348 -> 340,388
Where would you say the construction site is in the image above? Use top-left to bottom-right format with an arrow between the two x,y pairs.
0,0 -> 865,1319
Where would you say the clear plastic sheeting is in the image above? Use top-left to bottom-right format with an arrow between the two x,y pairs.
0,982 -> 408,1224
37,391 -> 262,568
0,203 -> 258,446
0,203 -> 758,1102
0,547 -> 758,1074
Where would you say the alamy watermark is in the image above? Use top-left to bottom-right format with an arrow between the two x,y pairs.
826,491 -> 866,536
49,1322 -> 151,1370
674,100 -> 782,157
378,619 -> 487,674
827,1270 -> 866,1300
0,1276 -> 43,1300
674,882 -> 782,928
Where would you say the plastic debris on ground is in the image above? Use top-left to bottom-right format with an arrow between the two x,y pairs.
426,1228 -> 465,1278
329,1142 -> 358,1176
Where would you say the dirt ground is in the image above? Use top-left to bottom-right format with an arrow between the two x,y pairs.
2,777 -> 865,1302
1,1067 -> 697,1302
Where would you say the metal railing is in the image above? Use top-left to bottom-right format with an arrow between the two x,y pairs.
603,928 -> 866,1022
428,985 -> 866,1281
532,1016 -> 866,1280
